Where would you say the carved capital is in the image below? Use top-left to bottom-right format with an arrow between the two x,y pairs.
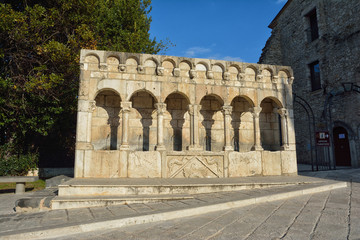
207,70 -> 214,79
99,63 -> 108,71
189,69 -> 197,79
188,104 -> 201,115
88,100 -> 96,113
256,74 -> 264,82
80,63 -> 85,70
221,105 -> 233,116
277,108 -> 287,118
121,101 -> 132,113
173,68 -> 180,77
137,65 -> 145,74
119,64 -> 126,72
156,66 -> 164,76
272,76 -> 279,83
155,103 -> 167,115
238,73 -> 245,81
250,107 -> 262,118
223,71 -> 230,80
288,77 -> 294,85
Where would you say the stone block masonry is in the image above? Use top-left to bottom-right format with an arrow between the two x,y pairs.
75,49 -> 297,178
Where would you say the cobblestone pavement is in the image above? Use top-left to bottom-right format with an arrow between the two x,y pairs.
45,169 -> 360,240
1,168 -> 359,240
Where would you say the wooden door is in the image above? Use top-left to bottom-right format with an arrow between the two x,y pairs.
333,127 -> 351,166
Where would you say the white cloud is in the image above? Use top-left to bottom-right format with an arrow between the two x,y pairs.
184,47 -> 212,58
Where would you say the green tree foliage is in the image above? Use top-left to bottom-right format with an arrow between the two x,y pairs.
0,0 -> 169,173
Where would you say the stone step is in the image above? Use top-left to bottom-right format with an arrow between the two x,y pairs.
51,194 -> 193,209
58,176 -> 321,197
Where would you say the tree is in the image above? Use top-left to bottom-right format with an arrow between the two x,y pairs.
0,0 -> 169,173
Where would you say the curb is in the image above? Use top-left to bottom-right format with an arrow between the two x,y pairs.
0,181 -> 347,240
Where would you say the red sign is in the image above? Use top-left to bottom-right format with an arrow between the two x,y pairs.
316,131 -> 330,146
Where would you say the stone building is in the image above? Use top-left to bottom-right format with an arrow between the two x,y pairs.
260,0 -> 360,168
75,49 -> 297,178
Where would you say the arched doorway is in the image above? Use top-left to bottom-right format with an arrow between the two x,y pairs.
333,127 -> 351,166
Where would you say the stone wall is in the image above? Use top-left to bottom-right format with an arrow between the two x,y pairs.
75,49 -> 297,178
260,0 -> 360,167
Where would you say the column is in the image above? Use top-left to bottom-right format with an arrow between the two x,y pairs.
222,105 -> 233,151
187,104 -> 202,150
86,100 -> 96,143
278,108 -> 289,150
155,103 -> 166,150
120,101 -> 132,150
251,107 -> 263,151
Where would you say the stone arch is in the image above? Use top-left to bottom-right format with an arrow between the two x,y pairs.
278,70 -> 290,84
106,56 -> 120,72
126,89 -> 158,103
259,97 -> 282,151
129,90 -> 157,151
91,90 -> 121,150
195,62 -> 208,79
94,82 -> 122,101
212,63 -> 224,80
162,59 -> 175,76
125,57 -> 139,73
144,58 -> 158,75
244,66 -> 257,81
84,54 -> 100,70
230,96 -> 255,152
179,60 -> 192,78
199,94 -> 224,151
229,65 -> 240,81
262,68 -> 273,83
164,92 -> 191,151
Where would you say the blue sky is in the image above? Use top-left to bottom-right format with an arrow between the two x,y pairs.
149,0 -> 287,63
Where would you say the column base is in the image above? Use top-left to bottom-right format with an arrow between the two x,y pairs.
223,146 -> 234,151
251,145 -> 263,151
119,145 -> 130,150
155,145 -> 166,151
187,145 -> 203,151
280,145 -> 290,150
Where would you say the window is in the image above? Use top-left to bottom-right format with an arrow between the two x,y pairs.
306,9 -> 319,42
309,61 -> 321,91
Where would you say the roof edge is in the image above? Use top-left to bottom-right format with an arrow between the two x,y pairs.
268,0 -> 293,29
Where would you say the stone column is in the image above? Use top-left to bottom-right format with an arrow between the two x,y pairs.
155,103 -> 167,150
86,100 -> 96,143
251,107 -> 263,151
187,104 -> 202,150
120,101 -> 132,150
222,105 -> 233,151
278,108 -> 289,150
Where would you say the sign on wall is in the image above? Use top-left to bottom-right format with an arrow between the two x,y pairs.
316,131 -> 330,146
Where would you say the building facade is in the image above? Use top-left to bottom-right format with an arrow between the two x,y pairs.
75,49 -> 297,178
260,0 -> 360,168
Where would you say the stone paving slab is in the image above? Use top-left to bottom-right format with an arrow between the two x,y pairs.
0,179 -> 346,240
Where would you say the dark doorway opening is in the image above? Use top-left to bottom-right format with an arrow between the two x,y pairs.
333,127 -> 351,166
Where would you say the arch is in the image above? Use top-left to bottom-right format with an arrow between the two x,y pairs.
244,66 -> 257,81
195,63 -> 208,79
91,90 -> 122,150
199,94 -> 224,151
262,68 -> 273,83
125,56 -> 140,65
106,56 -> 120,72
129,90 -> 157,151
127,89 -> 158,103
179,61 -> 192,78
162,60 -> 175,76
144,57 -> 159,67
259,97 -> 282,151
228,66 -> 240,81
278,70 -> 290,84
164,92 -> 191,151
259,96 -> 284,108
84,54 -> 100,71
333,121 -> 355,139
162,58 -> 177,68
230,96 -> 255,152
